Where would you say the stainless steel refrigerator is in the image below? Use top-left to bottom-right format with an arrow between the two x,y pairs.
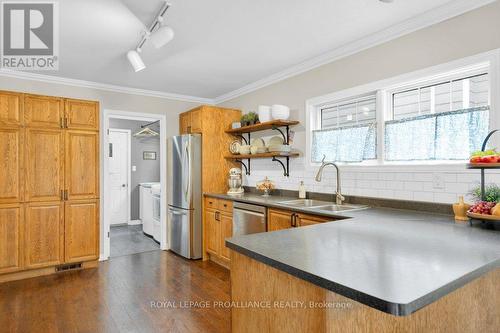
167,134 -> 202,259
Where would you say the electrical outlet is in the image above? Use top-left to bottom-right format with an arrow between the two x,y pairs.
433,173 -> 445,189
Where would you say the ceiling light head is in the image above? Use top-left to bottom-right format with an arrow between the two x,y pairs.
379,0 -> 394,3
127,49 -> 146,72
150,25 -> 175,49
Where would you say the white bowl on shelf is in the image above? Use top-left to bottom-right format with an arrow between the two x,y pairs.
258,105 -> 272,123
271,105 -> 290,120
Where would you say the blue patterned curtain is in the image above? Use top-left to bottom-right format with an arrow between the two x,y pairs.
312,124 -> 376,163
385,107 -> 489,161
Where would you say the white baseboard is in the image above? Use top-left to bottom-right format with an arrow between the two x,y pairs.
128,219 -> 142,226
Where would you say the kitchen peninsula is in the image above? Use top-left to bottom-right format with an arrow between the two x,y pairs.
204,193 -> 500,332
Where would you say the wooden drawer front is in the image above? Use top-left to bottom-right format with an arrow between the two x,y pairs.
25,202 -> 64,269
205,197 -> 218,210
297,213 -> 333,227
0,128 -> 23,203
65,99 -> 99,130
24,94 -> 64,128
0,91 -> 23,126
218,199 -> 233,213
0,204 -> 23,274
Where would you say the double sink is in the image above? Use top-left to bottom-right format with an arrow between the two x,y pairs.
277,199 -> 368,213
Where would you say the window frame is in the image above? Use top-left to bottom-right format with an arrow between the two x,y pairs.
305,49 -> 500,171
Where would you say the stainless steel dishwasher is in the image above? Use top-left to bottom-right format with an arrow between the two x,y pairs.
232,202 -> 267,236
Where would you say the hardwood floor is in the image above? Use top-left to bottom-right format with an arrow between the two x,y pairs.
0,251 -> 231,333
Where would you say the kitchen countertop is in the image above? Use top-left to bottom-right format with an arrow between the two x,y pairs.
205,192 -> 500,316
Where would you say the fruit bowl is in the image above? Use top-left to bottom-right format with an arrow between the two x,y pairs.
467,201 -> 500,221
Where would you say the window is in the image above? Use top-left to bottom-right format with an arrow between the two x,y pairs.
311,95 -> 376,163
308,59 -> 494,166
386,72 -> 490,161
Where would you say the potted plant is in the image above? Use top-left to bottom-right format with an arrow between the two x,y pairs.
240,112 -> 259,126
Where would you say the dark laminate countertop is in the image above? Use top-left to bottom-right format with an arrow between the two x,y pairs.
205,192 -> 500,316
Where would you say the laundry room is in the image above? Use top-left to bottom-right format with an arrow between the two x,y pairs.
108,117 -> 162,257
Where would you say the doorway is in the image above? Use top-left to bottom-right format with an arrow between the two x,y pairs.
102,110 -> 168,260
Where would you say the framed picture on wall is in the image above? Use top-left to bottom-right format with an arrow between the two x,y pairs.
143,151 -> 157,160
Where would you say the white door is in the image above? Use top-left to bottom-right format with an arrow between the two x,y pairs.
108,129 -> 130,225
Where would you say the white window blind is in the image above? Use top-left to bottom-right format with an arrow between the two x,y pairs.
312,96 -> 376,163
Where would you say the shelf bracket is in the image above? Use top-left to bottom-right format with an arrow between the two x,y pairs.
235,159 -> 251,175
271,125 -> 290,145
237,133 -> 251,145
272,156 -> 290,177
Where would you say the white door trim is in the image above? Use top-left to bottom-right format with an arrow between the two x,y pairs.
101,109 -> 168,260
108,128 -> 132,225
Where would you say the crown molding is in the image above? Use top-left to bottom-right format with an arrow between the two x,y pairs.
213,0 -> 496,104
0,69 -> 214,104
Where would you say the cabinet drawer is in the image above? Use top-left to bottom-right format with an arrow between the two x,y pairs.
205,197 -> 218,210
218,199 -> 233,213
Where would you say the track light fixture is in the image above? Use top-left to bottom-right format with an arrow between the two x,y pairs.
126,1 -> 174,72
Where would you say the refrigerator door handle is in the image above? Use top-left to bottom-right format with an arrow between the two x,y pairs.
184,143 -> 191,204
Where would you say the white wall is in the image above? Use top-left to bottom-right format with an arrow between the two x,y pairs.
219,1 -> 500,204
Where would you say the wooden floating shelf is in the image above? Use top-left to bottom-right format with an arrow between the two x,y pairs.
225,152 -> 299,160
466,163 -> 500,169
225,120 -> 299,134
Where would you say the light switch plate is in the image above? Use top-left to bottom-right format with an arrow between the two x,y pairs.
132,165 -> 137,172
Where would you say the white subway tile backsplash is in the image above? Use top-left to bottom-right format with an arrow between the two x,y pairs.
404,181 -> 424,191
242,162 -> 491,204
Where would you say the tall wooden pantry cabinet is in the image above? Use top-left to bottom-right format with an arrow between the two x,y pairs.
0,90 -> 100,282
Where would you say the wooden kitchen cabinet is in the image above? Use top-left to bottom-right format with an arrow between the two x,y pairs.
268,208 -> 334,231
268,208 -> 295,231
25,128 -> 64,202
0,90 -> 23,126
65,130 -> 99,200
205,208 -> 219,255
0,90 -> 100,282
296,213 -> 332,226
24,94 -> 64,129
190,108 -> 202,133
219,212 -> 233,261
203,197 -> 234,266
65,99 -> 99,131
0,127 -> 23,204
0,204 -> 24,274
64,200 -> 99,263
24,202 -> 64,269
179,108 -> 203,134
179,111 -> 191,134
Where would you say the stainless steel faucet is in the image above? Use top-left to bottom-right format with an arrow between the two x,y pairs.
315,155 -> 345,205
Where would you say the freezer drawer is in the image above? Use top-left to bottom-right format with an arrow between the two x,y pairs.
168,206 -> 201,259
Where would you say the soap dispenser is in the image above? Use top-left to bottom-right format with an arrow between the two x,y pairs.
299,181 -> 306,199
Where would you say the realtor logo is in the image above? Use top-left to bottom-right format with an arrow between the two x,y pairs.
1,1 -> 59,70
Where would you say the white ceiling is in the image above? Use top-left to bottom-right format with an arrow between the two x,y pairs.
26,0 -> 493,100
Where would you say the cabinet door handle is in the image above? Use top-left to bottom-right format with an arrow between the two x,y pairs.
64,118 -> 68,128
291,213 -> 296,227
60,118 -> 64,128
64,190 -> 68,201
60,189 -> 64,200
